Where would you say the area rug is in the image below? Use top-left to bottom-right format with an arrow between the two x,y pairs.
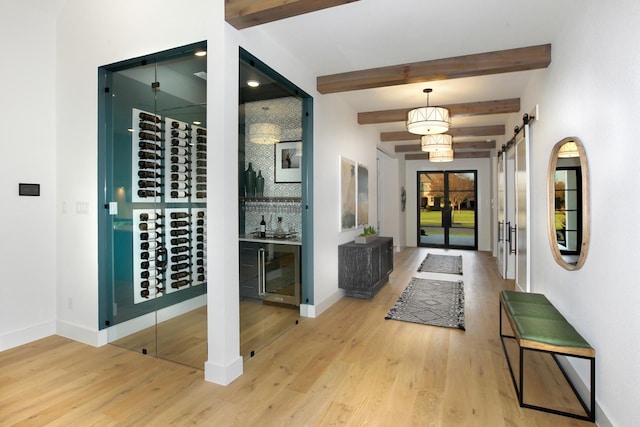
418,253 -> 463,275
385,278 -> 465,330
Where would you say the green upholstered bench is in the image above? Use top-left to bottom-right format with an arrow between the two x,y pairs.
499,290 -> 595,422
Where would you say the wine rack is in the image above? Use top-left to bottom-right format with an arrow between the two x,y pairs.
130,108 -> 207,305
133,209 -> 166,304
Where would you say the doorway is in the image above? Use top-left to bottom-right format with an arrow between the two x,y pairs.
417,171 -> 477,249
98,42 -> 208,369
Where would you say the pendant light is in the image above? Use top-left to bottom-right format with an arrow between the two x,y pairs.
249,107 -> 280,144
406,88 -> 450,135
421,134 -> 452,152
429,149 -> 454,162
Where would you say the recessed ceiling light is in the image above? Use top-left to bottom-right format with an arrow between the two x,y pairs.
195,51 -> 207,57
247,80 -> 260,88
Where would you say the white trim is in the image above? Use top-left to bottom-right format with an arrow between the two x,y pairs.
0,321 -> 56,351
204,356 -> 243,385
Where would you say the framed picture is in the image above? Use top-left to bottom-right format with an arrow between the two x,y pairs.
275,141 -> 302,183
340,156 -> 357,231
357,163 -> 369,226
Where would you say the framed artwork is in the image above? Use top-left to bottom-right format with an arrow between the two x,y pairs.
275,141 -> 302,183
357,163 -> 369,226
340,156 -> 357,230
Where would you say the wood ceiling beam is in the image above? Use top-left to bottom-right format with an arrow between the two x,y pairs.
225,0 -> 360,30
317,44 -> 551,94
395,140 -> 496,153
358,98 -> 520,125
406,151 -> 491,161
381,125 -> 505,142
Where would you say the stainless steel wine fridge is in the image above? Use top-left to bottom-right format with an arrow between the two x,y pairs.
239,241 -> 301,307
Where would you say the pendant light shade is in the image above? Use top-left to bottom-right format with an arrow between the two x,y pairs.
421,134 -> 452,152
407,88 -> 450,135
249,122 -> 281,144
429,149 -> 454,162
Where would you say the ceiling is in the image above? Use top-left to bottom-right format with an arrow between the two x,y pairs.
232,0 -> 578,157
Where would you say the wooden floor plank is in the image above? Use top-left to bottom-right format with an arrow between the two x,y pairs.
0,248 -> 595,426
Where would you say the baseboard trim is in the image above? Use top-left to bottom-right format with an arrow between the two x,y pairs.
57,320 -> 107,347
301,289 -> 344,318
0,321 -> 56,351
204,356 -> 243,385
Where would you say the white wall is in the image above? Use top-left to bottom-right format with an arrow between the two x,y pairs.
517,1 -> 640,425
404,158 -> 493,251
0,1 -> 58,350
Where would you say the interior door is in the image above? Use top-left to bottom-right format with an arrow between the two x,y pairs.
515,125 -> 530,292
496,153 -> 507,277
98,42 -> 208,369
418,171 -> 477,249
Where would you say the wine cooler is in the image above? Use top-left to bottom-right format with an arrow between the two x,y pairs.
130,108 -> 207,305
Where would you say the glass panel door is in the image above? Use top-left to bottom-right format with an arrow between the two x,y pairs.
98,42 -> 208,369
418,171 -> 477,249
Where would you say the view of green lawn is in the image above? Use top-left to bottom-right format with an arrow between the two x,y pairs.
420,210 -> 475,227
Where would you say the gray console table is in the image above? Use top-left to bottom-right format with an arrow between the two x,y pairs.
338,237 -> 393,299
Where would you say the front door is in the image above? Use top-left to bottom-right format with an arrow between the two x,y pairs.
417,171 -> 477,249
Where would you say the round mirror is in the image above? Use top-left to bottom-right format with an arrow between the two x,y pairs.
547,137 -> 590,270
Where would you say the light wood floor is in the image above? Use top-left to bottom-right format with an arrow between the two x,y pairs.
0,247 -> 594,426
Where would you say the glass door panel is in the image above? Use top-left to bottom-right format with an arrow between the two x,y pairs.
418,171 -> 477,249
99,42 -> 208,369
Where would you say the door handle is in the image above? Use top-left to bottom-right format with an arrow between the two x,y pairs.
498,221 -> 503,243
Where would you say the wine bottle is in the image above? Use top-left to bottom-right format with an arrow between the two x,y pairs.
195,168 -> 206,175
197,275 -> 206,282
171,182 -> 191,190
141,269 -> 160,279
138,160 -> 161,170
171,191 -> 191,198
139,222 -> 162,231
140,241 -> 160,251
139,112 -> 160,123
171,164 -> 191,173
171,138 -> 189,147
197,266 -> 205,273
139,231 -> 164,241
196,160 -> 206,167
170,271 -> 190,280
170,129 -> 190,139
171,262 -> 190,271
170,156 -> 191,164
170,229 -> 189,236
171,279 -> 192,289
171,237 -> 191,245
196,192 -> 206,199
196,135 -> 206,143
195,184 -> 206,191
196,152 -> 206,159
196,219 -> 205,226
138,151 -> 163,161
170,212 -> 189,219
260,215 -> 266,238
170,147 -> 190,156
194,176 -> 205,183
170,173 -> 188,181
139,131 -> 162,142
171,254 -> 190,262
196,243 -> 204,251
139,122 -> 162,133
138,180 -> 161,188
171,246 -> 191,254
137,190 -> 163,198
138,170 -> 163,179
140,261 -> 150,270
196,259 -> 204,266
197,211 -> 205,218
196,251 -> 205,258
196,128 -> 206,136
196,144 -> 207,152
170,220 -> 190,228
196,235 -> 205,242
139,141 -> 162,151
140,289 -> 150,298
139,212 -> 163,221
171,121 -> 189,130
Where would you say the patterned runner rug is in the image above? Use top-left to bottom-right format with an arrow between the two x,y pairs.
418,253 -> 463,275
385,278 -> 465,330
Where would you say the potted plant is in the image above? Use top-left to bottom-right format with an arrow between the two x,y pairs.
355,225 -> 378,244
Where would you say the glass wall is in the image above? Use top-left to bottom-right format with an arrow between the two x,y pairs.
98,42 -> 208,369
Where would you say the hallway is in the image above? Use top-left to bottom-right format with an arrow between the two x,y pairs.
0,247 -> 593,426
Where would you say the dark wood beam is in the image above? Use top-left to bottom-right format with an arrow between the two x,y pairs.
394,140 -> 496,153
406,151 -> 491,161
358,99 -> 520,125
317,44 -> 551,94
226,0 -> 360,30
381,125 -> 505,142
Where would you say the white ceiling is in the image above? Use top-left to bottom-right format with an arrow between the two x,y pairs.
245,0 -> 578,148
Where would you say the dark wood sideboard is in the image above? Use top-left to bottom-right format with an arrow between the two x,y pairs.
338,237 -> 393,299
